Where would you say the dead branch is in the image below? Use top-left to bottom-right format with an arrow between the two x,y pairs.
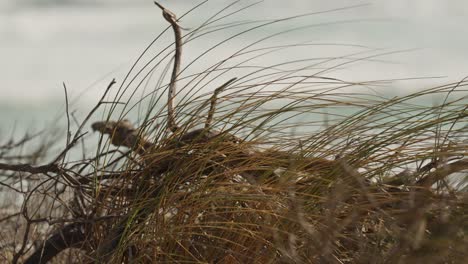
417,158 -> 468,187
205,78 -> 237,129
52,78 -> 116,164
155,1 -> 182,133
23,223 -> 87,264
0,163 -> 60,174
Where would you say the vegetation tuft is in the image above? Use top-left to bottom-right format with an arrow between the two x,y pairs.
0,2 -> 467,263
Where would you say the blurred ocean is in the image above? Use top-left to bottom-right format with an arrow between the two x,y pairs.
1,0 -> 468,134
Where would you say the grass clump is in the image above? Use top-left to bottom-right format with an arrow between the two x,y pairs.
0,2 -> 467,263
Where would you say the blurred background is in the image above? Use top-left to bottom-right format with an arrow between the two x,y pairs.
1,0 -> 468,132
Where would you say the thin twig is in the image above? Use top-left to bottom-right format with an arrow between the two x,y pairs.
63,82 -> 71,149
0,131 -> 43,151
0,80 -> 116,180
0,212 -> 20,223
11,221 -> 31,264
74,78 -> 117,145
52,78 -> 116,164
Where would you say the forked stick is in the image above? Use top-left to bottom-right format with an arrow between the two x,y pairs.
154,1 -> 182,133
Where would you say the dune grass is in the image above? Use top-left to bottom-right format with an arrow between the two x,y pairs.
0,1 -> 467,263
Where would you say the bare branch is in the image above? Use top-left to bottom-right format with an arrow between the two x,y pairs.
417,158 -> 468,187
0,163 -> 60,174
205,77 -> 237,129
23,223 -> 87,264
155,1 -> 182,133
52,78 -> 116,164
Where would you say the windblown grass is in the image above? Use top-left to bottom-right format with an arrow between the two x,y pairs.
0,2 -> 467,263
89,84 -> 467,263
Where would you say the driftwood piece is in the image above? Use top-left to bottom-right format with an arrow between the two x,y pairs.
24,223 -> 87,264
154,1 -> 183,133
